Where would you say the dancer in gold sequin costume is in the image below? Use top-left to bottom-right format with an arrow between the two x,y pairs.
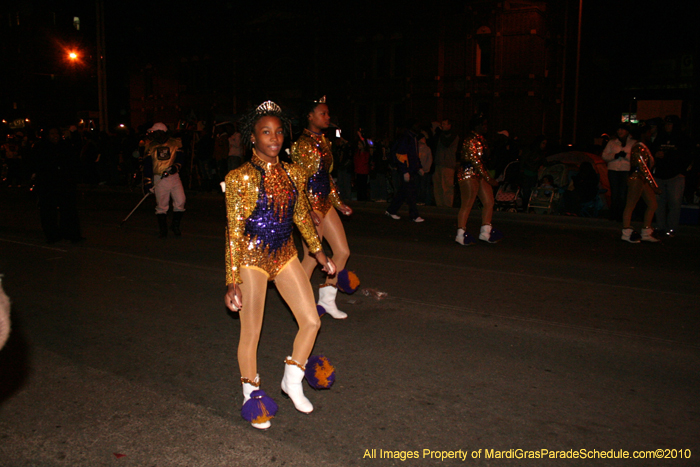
291,97 -> 354,319
224,102 -> 336,429
456,115 -> 501,245
621,135 -> 661,243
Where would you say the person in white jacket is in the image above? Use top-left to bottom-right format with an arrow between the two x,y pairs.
602,123 -> 636,222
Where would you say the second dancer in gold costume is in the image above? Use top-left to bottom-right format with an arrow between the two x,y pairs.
456,114 -> 502,245
224,101 -> 336,430
291,97 -> 356,319
621,131 -> 661,243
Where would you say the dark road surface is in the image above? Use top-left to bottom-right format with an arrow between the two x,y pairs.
1,187 -> 699,466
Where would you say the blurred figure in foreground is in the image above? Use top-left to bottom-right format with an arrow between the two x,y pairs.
30,126 -> 83,244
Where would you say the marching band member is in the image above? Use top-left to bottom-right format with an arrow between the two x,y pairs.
456,114 -> 502,246
224,101 -> 336,429
143,123 -> 186,238
291,97 -> 358,319
621,136 -> 660,243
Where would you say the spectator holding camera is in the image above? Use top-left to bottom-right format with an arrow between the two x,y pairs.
602,123 -> 636,222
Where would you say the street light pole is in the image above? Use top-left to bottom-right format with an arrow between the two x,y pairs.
96,0 -> 108,132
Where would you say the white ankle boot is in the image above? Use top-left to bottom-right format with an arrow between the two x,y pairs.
281,357 -> 313,414
621,228 -> 641,243
317,285 -> 347,319
479,224 -> 503,243
241,375 -> 271,430
455,228 -> 476,246
641,228 -> 659,242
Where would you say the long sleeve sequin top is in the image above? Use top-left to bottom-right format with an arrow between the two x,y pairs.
225,151 -> 322,285
629,142 -> 658,190
458,132 -> 496,184
290,129 -> 344,215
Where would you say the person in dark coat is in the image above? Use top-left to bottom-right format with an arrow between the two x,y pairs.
30,126 -> 83,243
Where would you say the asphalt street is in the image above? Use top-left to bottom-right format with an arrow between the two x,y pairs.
0,186 -> 699,466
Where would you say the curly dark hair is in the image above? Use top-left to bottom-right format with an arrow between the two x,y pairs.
240,101 -> 292,149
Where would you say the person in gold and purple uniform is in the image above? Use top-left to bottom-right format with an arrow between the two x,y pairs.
456,114 -> 502,245
224,101 -> 336,430
291,97 -> 356,320
621,136 -> 661,243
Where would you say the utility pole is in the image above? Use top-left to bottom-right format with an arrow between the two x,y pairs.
96,0 -> 108,131
572,0 -> 582,145
558,1 -> 569,145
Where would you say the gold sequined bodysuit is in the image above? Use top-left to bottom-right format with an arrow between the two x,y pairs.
629,142 -> 658,190
225,152 -> 322,285
457,132 -> 496,185
291,129 -> 343,215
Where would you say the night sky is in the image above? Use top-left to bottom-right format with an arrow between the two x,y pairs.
4,0 -> 697,135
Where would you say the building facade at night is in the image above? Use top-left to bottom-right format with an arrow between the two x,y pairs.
4,1 -> 694,143
128,1 -> 576,147
346,1 -> 567,144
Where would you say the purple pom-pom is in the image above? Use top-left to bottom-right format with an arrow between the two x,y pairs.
304,355 -> 336,389
463,233 -> 477,245
316,305 -> 326,317
241,390 -> 278,423
336,269 -> 360,294
487,228 -> 504,243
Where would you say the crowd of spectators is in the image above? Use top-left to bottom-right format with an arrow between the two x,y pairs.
2,114 -> 698,231
0,121 -> 246,194
323,115 -> 698,233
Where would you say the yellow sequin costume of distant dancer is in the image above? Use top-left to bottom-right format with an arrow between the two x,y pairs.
628,142 -> 658,190
457,132 -> 496,185
290,129 -> 344,215
225,151 -> 322,285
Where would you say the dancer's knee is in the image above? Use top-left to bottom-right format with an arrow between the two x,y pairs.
299,313 -> 321,334
335,245 -> 350,263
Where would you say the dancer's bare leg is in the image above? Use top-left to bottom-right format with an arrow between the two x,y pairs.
318,208 -> 350,286
640,184 -> 658,228
457,179 -> 479,230
275,258 -> 322,363
301,209 -> 325,279
622,180 -> 643,228
237,268 -> 268,381
478,178 -> 495,226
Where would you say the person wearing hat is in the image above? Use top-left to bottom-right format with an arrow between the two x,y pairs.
602,123 -> 637,222
650,115 -> 694,237
143,122 -> 186,238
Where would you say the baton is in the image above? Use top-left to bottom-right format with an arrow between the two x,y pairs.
120,192 -> 152,226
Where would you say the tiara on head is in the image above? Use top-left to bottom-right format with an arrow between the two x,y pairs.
314,95 -> 327,104
255,100 -> 282,114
